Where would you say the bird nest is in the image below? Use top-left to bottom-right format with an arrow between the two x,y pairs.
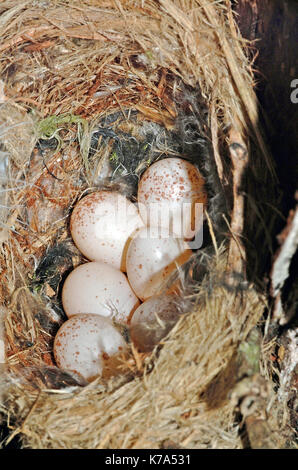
0,0 -> 295,449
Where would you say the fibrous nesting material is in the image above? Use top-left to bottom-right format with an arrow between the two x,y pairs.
1,251 -> 266,449
0,0 -> 293,449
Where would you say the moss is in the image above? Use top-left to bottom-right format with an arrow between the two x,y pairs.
36,114 -> 89,171
238,328 -> 262,377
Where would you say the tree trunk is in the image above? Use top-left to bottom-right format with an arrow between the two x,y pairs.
234,0 -> 298,215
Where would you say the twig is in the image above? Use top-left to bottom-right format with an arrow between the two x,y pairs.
227,127 -> 249,279
270,193 -> 298,324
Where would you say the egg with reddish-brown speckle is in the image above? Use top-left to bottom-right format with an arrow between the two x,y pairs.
62,262 -> 140,324
126,227 -> 192,301
138,158 -> 207,239
54,313 -> 127,381
70,191 -> 143,271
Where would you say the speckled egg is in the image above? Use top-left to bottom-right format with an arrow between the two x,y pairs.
70,191 -> 143,271
54,313 -> 127,381
126,227 -> 192,301
138,158 -> 207,239
130,294 -> 183,352
62,262 -> 140,324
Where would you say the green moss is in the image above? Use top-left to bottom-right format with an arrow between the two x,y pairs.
36,113 -> 90,172
109,151 -> 119,162
238,328 -> 261,376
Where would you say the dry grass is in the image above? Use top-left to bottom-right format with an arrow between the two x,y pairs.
0,0 -> 270,163
2,251 -> 266,449
0,0 -> 292,449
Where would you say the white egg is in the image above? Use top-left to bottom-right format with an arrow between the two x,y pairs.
54,314 -> 127,381
138,157 -> 207,239
126,227 -> 192,301
70,191 -> 143,271
130,294 -> 182,352
62,262 -> 140,323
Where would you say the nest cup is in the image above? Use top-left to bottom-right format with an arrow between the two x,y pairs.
0,1 -> 282,449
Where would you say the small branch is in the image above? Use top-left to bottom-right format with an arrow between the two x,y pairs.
227,127 -> 249,279
270,192 -> 298,325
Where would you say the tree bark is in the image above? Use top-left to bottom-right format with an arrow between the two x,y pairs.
234,0 -> 298,215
